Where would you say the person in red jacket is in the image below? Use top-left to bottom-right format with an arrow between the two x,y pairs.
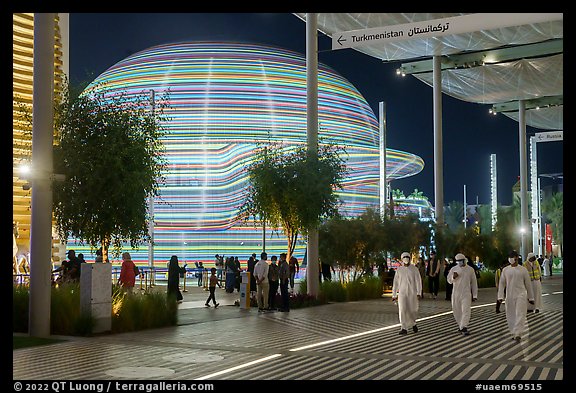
118,252 -> 137,294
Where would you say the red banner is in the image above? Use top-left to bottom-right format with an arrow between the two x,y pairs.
545,224 -> 553,254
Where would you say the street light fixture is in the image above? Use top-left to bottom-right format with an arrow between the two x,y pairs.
16,164 -> 66,187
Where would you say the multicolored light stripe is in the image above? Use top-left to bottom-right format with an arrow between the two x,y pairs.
73,42 -> 423,267
393,198 -> 435,220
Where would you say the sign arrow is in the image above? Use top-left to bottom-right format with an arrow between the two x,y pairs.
535,131 -> 563,143
331,13 -> 562,51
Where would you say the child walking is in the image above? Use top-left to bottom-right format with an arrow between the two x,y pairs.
205,267 -> 220,308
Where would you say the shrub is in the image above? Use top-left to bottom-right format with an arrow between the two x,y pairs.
247,283 -> 327,309
290,293 -> 325,308
13,283 -> 177,336
320,279 -> 347,302
50,282 -> 84,335
477,270 -> 495,288
13,282 -> 95,335
348,276 -> 383,301
111,285 -> 178,333
302,276 -> 384,303
13,285 -> 29,333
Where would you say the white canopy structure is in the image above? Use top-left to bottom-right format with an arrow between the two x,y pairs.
295,13 -> 563,262
294,13 -> 563,130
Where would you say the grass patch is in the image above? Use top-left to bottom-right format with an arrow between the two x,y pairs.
13,336 -> 66,350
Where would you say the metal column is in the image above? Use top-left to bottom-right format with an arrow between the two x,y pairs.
518,100 -> 530,259
306,13 -> 319,297
379,102 -> 387,218
433,55 -> 444,226
29,13 -> 55,338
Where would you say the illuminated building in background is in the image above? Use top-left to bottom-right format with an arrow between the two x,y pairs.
74,42 -> 424,266
393,197 -> 434,221
490,154 -> 498,231
12,13 -> 69,264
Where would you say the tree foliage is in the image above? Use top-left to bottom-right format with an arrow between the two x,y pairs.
475,204 -> 493,235
443,200 -> 465,233
319,208 -> 432,277
433,204 -> 517,271
542,192 -> 563,246
240,137 -> 347,259
52,81 -> 170,259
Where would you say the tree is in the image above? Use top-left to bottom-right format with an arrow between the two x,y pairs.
444,200 -> 465,233
542,192 -> 563,249
51,81 -> 170,261
319,214 -> 364,278
475,204 -> 493,235
240,137 -> 347,259
318,209 -> 431,278
391,189 -> 405,199
408,188 -> 427,200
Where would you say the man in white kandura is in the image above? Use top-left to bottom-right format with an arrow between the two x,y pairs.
447,253 -> 478,336
497,250 -> 535,342
523,252 -> 542,313
392,252 -> 422,335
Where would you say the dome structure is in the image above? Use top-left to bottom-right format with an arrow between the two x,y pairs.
75,41 -> 424,265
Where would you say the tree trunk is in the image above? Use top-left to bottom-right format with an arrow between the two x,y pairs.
286,227 -> 298,261
101,237 -> 110,263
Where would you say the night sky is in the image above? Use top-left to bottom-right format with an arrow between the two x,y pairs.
68,13 -> 563,207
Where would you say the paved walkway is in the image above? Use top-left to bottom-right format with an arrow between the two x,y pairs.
13,275 -> 564,384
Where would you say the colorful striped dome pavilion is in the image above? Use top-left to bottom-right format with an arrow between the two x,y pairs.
73,42 -> 424,267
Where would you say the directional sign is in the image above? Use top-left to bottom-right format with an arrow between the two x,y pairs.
535,131 -> 563,143
332,13 -> 563,50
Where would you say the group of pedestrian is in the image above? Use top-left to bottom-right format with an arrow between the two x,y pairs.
53,249 -> 83,284
253,252 -> 291,312
158,251 -> 300,309
392,249 -> 542,342
224,256 -> 242,293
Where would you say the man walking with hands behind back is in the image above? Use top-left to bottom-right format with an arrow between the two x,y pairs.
392,252 -> 422,335
447,253 -> 478,336
498,250 -> 535,342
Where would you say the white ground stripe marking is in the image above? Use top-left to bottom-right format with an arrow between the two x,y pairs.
197,292 -> 563,380
311,357 -> 367,380
390,359 -> 427,380
359,359 -> 403,380
195,354 -> 282,380
549,344 -> 564,363
276,355 -> 324,380
539,367 -> 550,380
555,368 -> 562,380
531,335 -> 563,362
288,323 -> 402,351
423,361 -> 454,380
286,356 -> 347,380
488,364 -> 508,380
406,358 -> 440,380
469,363 -> 492,380
505,365 -> 523,380
296,356 -> 350,380
523,366 -> 537,379
506,317 -> 562,361
371,357 -> 408,380
453,362 -> 480,380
